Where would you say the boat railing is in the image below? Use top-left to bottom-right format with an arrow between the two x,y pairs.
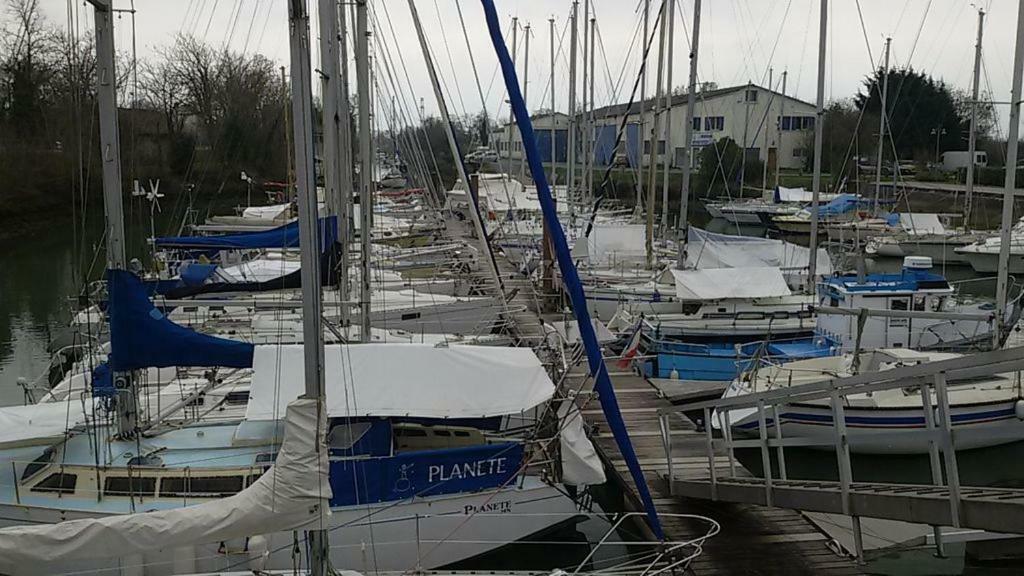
656,344 -> 1024,562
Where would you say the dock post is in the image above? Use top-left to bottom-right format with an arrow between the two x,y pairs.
659,412 -> 674,495
830,389 -> 852,516
852,515 -> 865,564
772,404 -> 787,480
704,407 -> 717,500
934,372 -> 962,527
722,409 -> 737,477
757,399 -> 774,506
921,380 -> 947,556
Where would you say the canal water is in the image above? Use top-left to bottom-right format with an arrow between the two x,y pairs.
0,212 -> 1015,574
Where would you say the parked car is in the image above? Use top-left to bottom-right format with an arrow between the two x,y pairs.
466,147 -> 499,163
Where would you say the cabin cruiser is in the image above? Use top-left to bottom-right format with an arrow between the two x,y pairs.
954,216 -> 1024,273
865,213 -> 985,264
639,256 -> 1016,383
704,186 -> 841,225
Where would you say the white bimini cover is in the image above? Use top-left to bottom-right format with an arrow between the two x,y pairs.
687,227 -> 834,276
672,267 -> 792,300
0,399 -> 330,568
246,343 -> 555,421
242,203 -> 291,220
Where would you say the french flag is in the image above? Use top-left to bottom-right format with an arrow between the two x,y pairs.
617,322 -> 644,369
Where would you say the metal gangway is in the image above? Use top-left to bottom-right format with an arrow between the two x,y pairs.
657,345 -> 1024,562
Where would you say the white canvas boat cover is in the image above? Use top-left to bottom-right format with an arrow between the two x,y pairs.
246,344 -> 555,421
774,186 -> 843,203
558,399 -> 607,486
241,203 -> 290,220
687,227 -> 834,275
571,224 -> 647,264
218,258 -> 301,283
0,399 -> 329,568
672,267 -> 792,300
899,213 -> 946,235
0,401 -> 96,449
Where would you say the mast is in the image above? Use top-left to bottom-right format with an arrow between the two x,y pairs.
283,66 -> 294,198
406,0 -> 505,298
660,0 -> 675,231
873,37 -> 891,210
568,2 -> 578,207
550,17 -> 557,180
286,0 -> 329,572
646,0 -> 667,269
520,24 -> 530,181
87,0 -> 136,437
581,0 -> 589,201
318,0 -> 342,220
338,0 -> 354,331
677,0 -> 700,267
762,68 -> 772,193
807,0 -> 827,283
996,0 -> 1024,348
508,17 -> 518,177
775,71 -> 787,189
636,0 -> 648,220
740,80 -> 751,196
964,10 -> 985,227
355,0 -> 373,342
588,16 -> 596,204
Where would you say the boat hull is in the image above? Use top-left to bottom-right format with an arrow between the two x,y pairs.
0,480 -> 581,575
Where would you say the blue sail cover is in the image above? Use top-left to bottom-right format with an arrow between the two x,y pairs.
818,194 -> 860,217
154,216 -> 337,250
479,0 -> 664,539
106,269 -> 254,372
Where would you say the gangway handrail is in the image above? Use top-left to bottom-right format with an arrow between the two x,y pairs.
659,344 -> 1024,415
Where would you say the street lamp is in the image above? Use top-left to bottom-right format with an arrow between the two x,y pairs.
240,171 -> 254,207
930,127 -> 947,163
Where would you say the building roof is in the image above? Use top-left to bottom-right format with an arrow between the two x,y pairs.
590,83 -> 816,120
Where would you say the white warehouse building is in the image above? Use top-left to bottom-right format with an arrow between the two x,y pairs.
491,83 -> 818,171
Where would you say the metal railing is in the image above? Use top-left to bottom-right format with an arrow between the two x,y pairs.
656,345 -> 1024,562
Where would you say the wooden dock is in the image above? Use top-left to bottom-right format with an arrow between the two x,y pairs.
572,366 -> 865,575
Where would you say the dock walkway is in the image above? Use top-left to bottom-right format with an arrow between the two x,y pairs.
573,366 -> 865,575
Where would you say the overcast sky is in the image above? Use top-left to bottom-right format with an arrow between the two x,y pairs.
36,0 -> 1019,133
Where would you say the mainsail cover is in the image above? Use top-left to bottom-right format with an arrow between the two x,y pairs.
0,398 -> 330,568
154,216 -> 337,250
106,269 -> 254,372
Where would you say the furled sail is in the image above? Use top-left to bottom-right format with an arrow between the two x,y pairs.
0,398 -> 330,568
104,269 -> 255,375
153,216 -> 337,250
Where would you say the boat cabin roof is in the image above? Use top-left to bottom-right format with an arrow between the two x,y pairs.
820,269 -> 951,296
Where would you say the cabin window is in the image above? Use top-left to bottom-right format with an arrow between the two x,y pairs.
890,298 -> 908,311
255,452 -> 277,464
434,430 -> 452,437
453,430 -> 471,437
104,476 -> 157,497
829,297 -> 839,307
224,391 -> 250,406
797,310 -> 813,319
32,473 -> 77,494
770,311 -> 791,320
400,312 -> 421,321
328,422 -> 373,449
160,475 -> 244,498
247,473 -> 263,486
913,295 -> 927,311
127,455 -> 163,467
394,428 -> 428,437
21,448 -> 54,481
931,296 -> 947,312
735,312 -> 765,321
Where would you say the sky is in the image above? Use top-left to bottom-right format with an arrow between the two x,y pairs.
33,0 -> 1020,134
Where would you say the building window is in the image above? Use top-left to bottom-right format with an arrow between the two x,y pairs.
644,140 -> 651,154
657,140 -> 666,154
692,117 -> 701,130
704,116 -> 724,131
792,148 -> 806,158
780,116 -> 815,131
745,89 -> 758,102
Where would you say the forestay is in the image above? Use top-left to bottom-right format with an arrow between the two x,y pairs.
671,267 -> 792,300
246,343 -> 555,421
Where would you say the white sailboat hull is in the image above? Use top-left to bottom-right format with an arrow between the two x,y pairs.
0,479 -> 580,575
